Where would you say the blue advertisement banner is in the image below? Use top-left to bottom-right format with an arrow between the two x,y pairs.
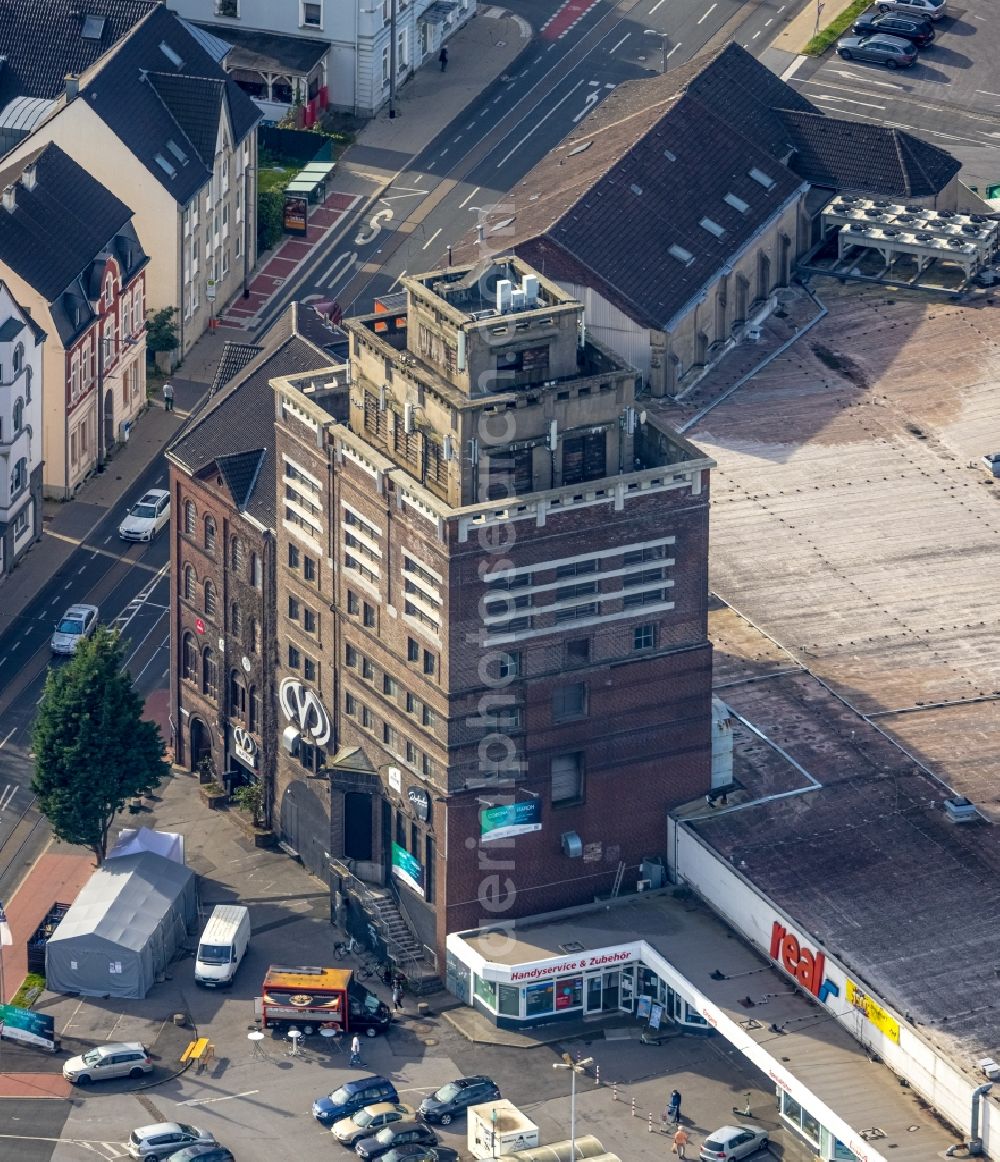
480,799 -> 542,842
391,842 -> 424,897
0,1004 -> 55,1050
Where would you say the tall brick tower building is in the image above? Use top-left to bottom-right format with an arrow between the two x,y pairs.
272,257 -> 714,978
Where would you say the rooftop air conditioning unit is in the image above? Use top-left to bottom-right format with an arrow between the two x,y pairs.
943,796 -> 981,824
746,324 -> 762,342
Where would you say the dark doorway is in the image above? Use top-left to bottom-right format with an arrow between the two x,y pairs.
344,792 -> 374,861
189,718 -> 211,771
103,388 -> 114,454
280,778 -> 331,884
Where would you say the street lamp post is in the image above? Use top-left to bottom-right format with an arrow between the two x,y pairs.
553,1054 -> 594,1160
644,29 -> 669,73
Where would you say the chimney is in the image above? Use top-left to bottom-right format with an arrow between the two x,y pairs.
21,163 -> 36,192
65,73 -> 80,101
1,185 -> 15,213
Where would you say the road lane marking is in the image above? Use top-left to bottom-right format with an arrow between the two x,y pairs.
459,186 -> 481,209
609,32 -> 630,52
650,0 -> 667,11
496,78 -> 587,167
698,2 -> 716,21
667,42 -> 681,59
0,730 -> 14,750
0,784 -> 17,812
421,228 -> 442,250
814,94 -> 885,109
177,1089 -> 260,1107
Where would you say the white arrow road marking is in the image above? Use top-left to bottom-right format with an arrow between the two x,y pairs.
316,251 -> 358,289
422,228 -> 442,250
177,1089 -> 259,1107
573,90 -> 601,123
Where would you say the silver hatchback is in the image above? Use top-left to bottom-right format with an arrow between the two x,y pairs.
63,1040 -> 152,1084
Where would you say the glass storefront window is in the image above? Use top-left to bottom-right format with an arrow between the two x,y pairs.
524,981 -> 554,1017
833,1139 -> 858,1161
498,985 -> 520,1017
446,952 -> 471,1003
781,1092 -> 803,1126
801,1108 -> 820,1147
780,1091 -> 820,1149
555,975 -> 583,1011
474,975 -> 497,1010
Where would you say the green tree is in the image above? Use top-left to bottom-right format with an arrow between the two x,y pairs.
257,188 -> 285,252
146,306 -> 178,354
31,627 -> 168,864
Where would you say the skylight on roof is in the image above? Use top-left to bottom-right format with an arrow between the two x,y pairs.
159,41 -> 184,68
700,217 -> 725,238
630,183 -> 643,196
154,154 -> 177,178
81,14 -> 106,39
668,244 -> 694,267
166,139 -> 189,165
749,167 -> 776,190
725,192 -> 749,213
663,148 -> 677,162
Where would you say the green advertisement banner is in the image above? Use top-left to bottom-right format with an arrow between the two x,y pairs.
480,799 -> 542,842
391,842 -> 424,897
0,1004 -> 55,1050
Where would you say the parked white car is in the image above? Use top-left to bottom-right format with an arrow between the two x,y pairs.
62,1041 -> 152,1084
700,1124 -> 769,1161
119,488 -> 171,542
878,0 -> 946,19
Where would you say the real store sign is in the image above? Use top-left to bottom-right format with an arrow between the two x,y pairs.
770,920 -> 840,1004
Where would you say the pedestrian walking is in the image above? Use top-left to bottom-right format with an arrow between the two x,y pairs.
392,982 -> 404,1011
439,45 -> 448,71
349,1034 -> 362,1067
162,382 -> 174,412
672,1127 -> 690,1158
667,1088 -> 682,1124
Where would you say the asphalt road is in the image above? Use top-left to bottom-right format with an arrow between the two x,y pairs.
257,0 -> 811,330
784,0 -> 1000,192
0,451 -> 173,906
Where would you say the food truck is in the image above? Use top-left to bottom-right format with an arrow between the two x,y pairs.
260,965 -> 391,1036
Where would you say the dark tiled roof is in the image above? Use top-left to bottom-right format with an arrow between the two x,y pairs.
294,304 -> 349,358
209,340 -> 263,397
0,143 -> 134,303
0,317 -> 25,342
192,21 -> 329,75
168,306 -> 334,527
781,110 -> 961,197
81,5 -> 261,204
0,0 -> 155,107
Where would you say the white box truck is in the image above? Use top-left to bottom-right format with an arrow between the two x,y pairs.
195,905 -> 250,987
468,1100 -> 540,1158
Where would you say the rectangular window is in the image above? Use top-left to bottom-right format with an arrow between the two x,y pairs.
363,602 -> 376,628
553,683 -> 587,723
566,638 -> 590,665
624,545 -> 667,565
381,45 -> 390,84
304,608 -> 317,634
301,0 -> 321,26
634,624 -> 657,650
551,752 -> 584,804
383,722 -> 397,748
406,692 -> 417,714
623,589 -> 665,608
423,650 -> 435,676
406,741 -> 417,764
361,705 -> 373,729
421,704 -> 436,728
383,675 -> 398,697
304,656 -> 317,682
347,590 -> 359,615
345,692 -> 357,717
421,753 -> 433,778
498,651 -> 521,680
407,637 -> 420,663
288,596 -> 300,621
288,644 -> 301,669
362,657 -> 374,680
288,544 -> 300,568
304,555 -> 317,582
346,644 -> 358,668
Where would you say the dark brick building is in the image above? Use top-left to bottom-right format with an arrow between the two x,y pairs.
270,258 -> 714,979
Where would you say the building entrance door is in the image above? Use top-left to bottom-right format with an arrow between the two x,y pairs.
601,970 -> 620,1011
585,973 -> 603,1014
620,966 -> 635,1012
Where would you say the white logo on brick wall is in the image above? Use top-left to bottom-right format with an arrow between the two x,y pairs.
232,727 -> 257,768
279,678 -> 332,747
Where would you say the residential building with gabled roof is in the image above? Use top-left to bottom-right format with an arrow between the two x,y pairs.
0,3 -> 261,355
0,143 -> 148,497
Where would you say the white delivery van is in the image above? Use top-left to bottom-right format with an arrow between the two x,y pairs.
194,905 -> 251,987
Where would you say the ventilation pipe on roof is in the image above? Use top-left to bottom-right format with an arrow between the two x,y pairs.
1,185 -> 14,213
21,163 -> 36,192
946,1083 -> 992,1157
65,73 -> 80,101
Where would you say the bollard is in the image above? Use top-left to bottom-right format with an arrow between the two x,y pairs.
649,1113 -> 654,1133
631,1096 -> 637,1118
613,1081 -> 619,1103
594,1063 -> 600,1087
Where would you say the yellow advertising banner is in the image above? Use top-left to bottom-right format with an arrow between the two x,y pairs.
846,978 -> 900,1044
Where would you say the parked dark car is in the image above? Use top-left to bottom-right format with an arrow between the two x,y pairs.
355,1122 -> 439,1160
313,1076 -> 399,1125
163,1149 -> 235,1162
851,10 -> 934,44
418,1076 -> 501,1125
836,33 -> 918,66
381,1149 -> 460,1162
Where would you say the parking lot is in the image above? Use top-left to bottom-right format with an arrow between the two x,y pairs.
786,0 -> 1000,191
2,767 -> 801,1162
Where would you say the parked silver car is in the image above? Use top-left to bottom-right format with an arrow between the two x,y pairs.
700,1124 -> 769,1161
127,1124 -> 215,1159
878,0 -> 946,19
50,602 -> 98,655
63,1041 -> 152,1084
836,32 -> 918,66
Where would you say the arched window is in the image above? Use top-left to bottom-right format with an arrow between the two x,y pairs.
230,670 -> 247,719
230,535 -> 243,571
183,564 -> 195,601
204,579 -> 217,618
182,633 -> 198,680
250,552 -> 262,589
202,647 -> 218,698
184,499 -> 196,535
230,601 -> 242,636
249,685 -> 260,733
12,343 -> 22,374
12,398 -> 23,434
204,515 -> 216,553
249,617 -> 260,654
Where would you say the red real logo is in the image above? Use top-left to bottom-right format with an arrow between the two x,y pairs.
770,920 -> 833,1001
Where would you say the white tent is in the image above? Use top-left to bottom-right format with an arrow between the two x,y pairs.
108,826 -> 185,865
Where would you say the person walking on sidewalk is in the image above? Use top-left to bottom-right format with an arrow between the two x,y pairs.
349,1033 -> 363,1068
162,382 -> 174,412
439,45 -> 448,71
672,1127 -> 690,1158
392,982 -> 404,1011
667,1089 -> 682,1124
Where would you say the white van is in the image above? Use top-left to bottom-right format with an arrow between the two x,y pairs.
194,905 -> 251,988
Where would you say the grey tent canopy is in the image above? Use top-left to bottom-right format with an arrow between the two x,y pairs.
46,851 -> 196,999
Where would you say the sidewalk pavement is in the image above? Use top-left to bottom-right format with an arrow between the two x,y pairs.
762,0 -> 858,76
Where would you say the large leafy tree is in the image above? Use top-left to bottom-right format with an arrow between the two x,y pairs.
32,627 -> 168,864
